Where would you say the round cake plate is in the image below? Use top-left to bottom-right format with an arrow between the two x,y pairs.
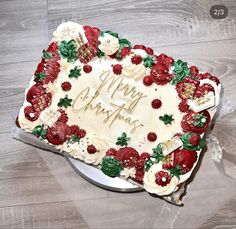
64,153 -> 143,192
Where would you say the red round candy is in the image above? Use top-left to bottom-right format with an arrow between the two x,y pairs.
151,99 -> 162,109
143,76 -> 153,86
131,55 -> 142,65
87,145 -> 97,154
147,132 -> 157,142
61,82 -> 71,91
83,64 -> 92,73
112,64 -> 122,75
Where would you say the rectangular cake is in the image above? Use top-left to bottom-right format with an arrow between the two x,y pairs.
16,22 -> 221,199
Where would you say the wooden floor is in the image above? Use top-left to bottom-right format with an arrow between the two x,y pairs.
1,0 -> 236,228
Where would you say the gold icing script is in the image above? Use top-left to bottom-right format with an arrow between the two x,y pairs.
72,70 -> 147,133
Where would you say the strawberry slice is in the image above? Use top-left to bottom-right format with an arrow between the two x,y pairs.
173,148 -> 198,173
46,122 -> 71,145
181,110 -> 211,134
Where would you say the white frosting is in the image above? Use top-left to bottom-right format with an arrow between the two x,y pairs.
143,163 -> 179,196
120,167 -> 136,179
98,33 -> 119,55
122,55 -> 147,80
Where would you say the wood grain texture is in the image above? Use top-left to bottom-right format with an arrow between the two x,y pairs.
0,0 -> 236,228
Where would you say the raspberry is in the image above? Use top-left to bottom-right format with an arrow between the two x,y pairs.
143,76 -> 153,86
131,55 -> 142,65
147,132 -> 157,142
112,64 -> 122,75
87,145 -> 97,154
151,99 -> 162,109
61,82 -> 71,91
83,64 -> 92,73
134,170 -> 144,184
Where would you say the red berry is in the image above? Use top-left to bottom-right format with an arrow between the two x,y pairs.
61,82 -> 71,91
87,145 -> 97,154
131,55 -> 142,65
155,171 -> 171,187
190,66 -> 199,77
147,132 -> 157,142
189,134 -> 201,146
151,99 -> 162,109
120,47 -> 131,58
143,76 -> 153,86
115,147 -> 139,168
112,64 -> 122,75
77,129 -> 86,138
83,64 -> 92,73
140,152 -> 151,160
145,47 -> 154,55
106,148 -> 117,156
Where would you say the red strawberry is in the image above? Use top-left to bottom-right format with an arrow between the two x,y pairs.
155,171 -> 171,186
24,106 -> 40,121
115,147 -> 140,168
189,134 -> 201,146
181,110 -> 211,134
173,148 -> 198,173
46,122 -> 71,145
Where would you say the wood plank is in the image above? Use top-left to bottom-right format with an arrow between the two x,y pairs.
0,0 -> 49,64
48,0 -> 236,45
0,201 -> 88,229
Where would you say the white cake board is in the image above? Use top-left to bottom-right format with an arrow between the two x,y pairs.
12,127 -> 143,192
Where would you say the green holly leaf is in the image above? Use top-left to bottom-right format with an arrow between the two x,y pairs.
159,114 -> 174,125
96,48 -> 105,58
144,159 -> 154,172
193,113 -> 207,127
143,55 -> 155,68
151,143 -> 164,163
68,134 -> 80,144
168,165 -> 184,179
58,95 -> 72,108
69,66 -> 81,78
35,72 -> 45,81
32,125 -> 47,139
116,132 -> 131,146
42,49 -> 51,60
171,60 -> 190,85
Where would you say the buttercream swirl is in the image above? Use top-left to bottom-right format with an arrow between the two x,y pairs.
122,56 -> 146,80
98,33 -> 119,55
143,162 -> 179,196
